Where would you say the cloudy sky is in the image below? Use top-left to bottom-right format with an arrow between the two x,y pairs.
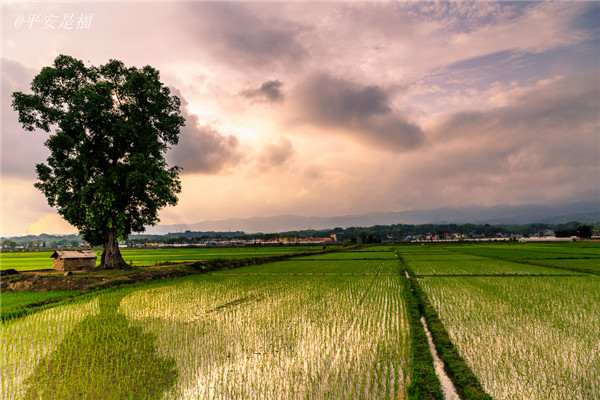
2,1 -> 599,236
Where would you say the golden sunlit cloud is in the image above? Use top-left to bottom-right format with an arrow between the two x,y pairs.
26,214 -> 78,236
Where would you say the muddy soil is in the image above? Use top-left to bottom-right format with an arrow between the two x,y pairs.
0,267 -> 193,292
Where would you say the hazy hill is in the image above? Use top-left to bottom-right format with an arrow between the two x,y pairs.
146,200 -> 599,235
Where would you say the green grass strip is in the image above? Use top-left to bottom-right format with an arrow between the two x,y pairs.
400,270 -> 443,399
401,256 -> 493,400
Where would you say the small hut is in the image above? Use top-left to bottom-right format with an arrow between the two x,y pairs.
51,250 -> 97,271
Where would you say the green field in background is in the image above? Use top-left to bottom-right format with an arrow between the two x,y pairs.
0,246 -> 331,271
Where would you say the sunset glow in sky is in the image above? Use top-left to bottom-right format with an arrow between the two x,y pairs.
2,1 -> 599,236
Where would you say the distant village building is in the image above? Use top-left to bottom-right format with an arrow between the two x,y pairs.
51,250 -> 97,271
297,237 -> 334,244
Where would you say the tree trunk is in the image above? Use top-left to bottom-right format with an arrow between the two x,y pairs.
100,229 -> 128,269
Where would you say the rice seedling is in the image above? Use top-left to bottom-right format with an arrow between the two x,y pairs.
298,251 -> 397,260
1,299 -> 100,399
452,243 -> 600,261
118,272 -> 410,399
2,252 -> 411,399
405,259 -> 581,276
1,291 -> 79,320
215,259 -> 395,275
531,258 -> 600,273
21,293 -> 177,399
1,291 -> 77,313
0,246 -> 331,271
419,276 -> 600,399
0,252 -> 56,271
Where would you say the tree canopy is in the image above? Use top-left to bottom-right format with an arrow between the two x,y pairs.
12,55 -> 185,268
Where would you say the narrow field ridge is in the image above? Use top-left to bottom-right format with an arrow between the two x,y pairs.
421,316 -> 460,400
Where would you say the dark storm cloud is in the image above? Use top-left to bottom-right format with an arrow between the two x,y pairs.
241,80 -> 285,103
426,72 -> 599,183
167,89 -> 244,174
1,59 -> 50,178
186,3 -> 308,70
431,72 -> 600,146
169,123 -> 243,175
294,73 -> 424,152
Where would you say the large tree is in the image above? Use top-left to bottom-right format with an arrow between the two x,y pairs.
12,55 -> 184,269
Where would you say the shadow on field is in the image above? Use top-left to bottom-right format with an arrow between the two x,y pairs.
23,293 -> 177,399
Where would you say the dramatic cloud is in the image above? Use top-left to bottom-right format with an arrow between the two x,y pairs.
428,73 -> 599,147
417,73 -> 600,204
168,123 -> 243,175
166,90 -> 244,175
241,80 -> 285,103
1,1 -> 598,235
185,3 -> 308,70
294,73 -> 423,152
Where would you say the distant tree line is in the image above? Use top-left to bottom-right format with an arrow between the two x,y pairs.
277,221 -> 597,243
554,224 -> 593,239
3,221 -> 597,250
118,221 -> 600,245
0,234 -> 83,250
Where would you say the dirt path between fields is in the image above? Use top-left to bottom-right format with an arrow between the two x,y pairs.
421,316 -> 461,400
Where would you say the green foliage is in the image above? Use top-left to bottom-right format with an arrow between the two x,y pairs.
576,224 -> 593,239
11,55 -> 184,249
1,239 -> 18,249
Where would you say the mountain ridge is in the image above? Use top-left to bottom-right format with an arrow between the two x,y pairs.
146,200 -> 599,234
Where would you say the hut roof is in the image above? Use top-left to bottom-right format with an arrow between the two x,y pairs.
51,250 -> 97,259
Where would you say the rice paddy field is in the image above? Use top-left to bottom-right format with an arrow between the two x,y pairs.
1,246 -> 410,399
0,246 -> 331,271
1,242 -> 599,399
399,242 -> 600,400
